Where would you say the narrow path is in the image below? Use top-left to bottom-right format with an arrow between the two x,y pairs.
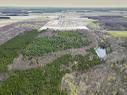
8,47 -> 87,70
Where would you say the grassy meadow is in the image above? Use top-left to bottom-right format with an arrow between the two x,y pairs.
108,31 -> 127,37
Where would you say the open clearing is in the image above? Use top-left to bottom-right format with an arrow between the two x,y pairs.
0,16 -> 44,27
108,31 -> 127,37
39,17 -> 89,30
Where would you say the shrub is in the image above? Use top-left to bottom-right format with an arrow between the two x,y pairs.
0,30 -> 38,72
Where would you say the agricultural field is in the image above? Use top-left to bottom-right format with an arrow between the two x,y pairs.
108,31 -> 127,37
39,16 -> 91,31
0,16 -> 45,28
87,16 -> 127,31
23,31 -> 89,56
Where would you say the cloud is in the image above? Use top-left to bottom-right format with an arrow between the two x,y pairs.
0,0 -> 127,7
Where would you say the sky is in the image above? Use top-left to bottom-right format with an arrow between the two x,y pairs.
0,0 -> 127,8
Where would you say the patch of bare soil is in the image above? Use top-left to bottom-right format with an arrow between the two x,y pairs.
0,73 -> 9,81
38,29 -> 57,37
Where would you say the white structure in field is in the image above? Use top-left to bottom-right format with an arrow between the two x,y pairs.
95,47 -> 107,59
39,16 -> 89,31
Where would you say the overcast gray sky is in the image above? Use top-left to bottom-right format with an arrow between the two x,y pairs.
0,0 -> 127,7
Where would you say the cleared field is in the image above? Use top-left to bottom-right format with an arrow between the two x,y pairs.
39,17 -> 89,31
108,31 -> 127,37
0,16 -> 44,28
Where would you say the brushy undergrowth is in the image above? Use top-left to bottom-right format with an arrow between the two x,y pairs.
0,29 -> 100,95
0,50 -> 100,95
0,55 -> 71,95
0,30 -> 38,72
23,31 -> 89,56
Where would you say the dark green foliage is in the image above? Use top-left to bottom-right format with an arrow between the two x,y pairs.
0,30 -> 38,72
86,48 -> 96,55
73,54 -> 100,71
0,55 -> 71,95
23,31 -> 89,56
0,29 -> 100,95
0,51 -> 100,95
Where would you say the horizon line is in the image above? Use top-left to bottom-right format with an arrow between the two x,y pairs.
0,6 -> 127,8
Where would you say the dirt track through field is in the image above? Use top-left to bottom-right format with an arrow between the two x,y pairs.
8,30 -> 98,71
8,43 -> 97,71
8,47 -> 87,70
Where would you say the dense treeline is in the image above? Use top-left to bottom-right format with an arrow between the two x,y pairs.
0,30 -> 38,72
